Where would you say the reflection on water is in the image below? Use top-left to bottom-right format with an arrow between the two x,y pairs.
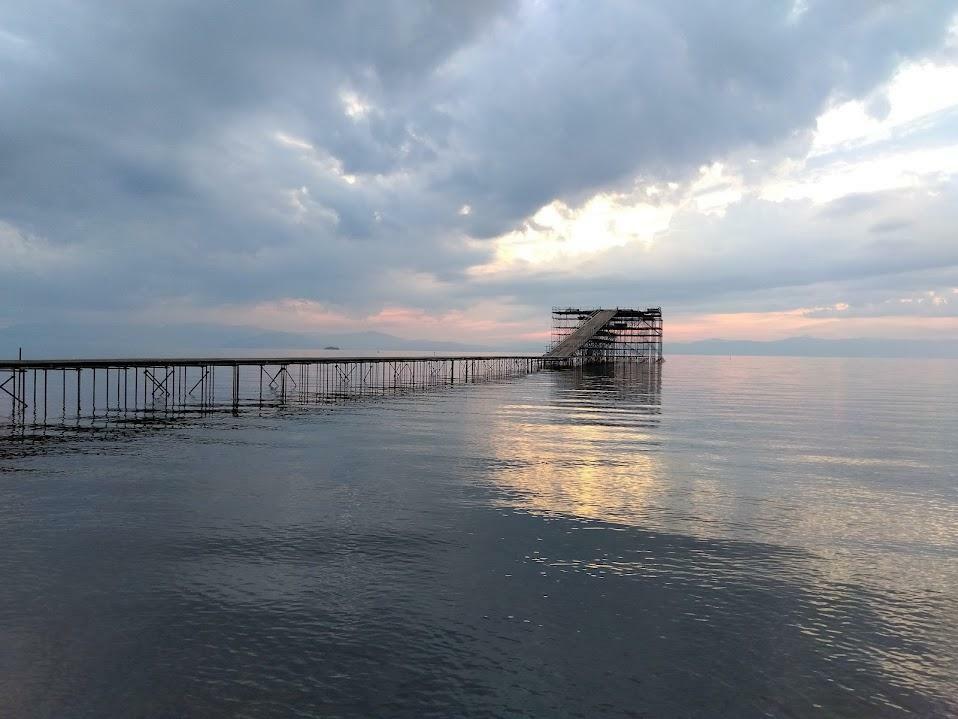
490,364 -> 666,524
487,360 -> 958,712
0,357 -> 956,717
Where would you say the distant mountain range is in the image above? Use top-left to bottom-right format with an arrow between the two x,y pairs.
0,323 -> 484,358
218,329 -> 483,352
667,336 -> 958,358
3,323 -> 957,359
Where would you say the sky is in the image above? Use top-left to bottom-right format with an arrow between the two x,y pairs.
2,1 -> 958,350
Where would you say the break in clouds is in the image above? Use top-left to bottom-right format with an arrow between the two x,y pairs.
1,1 -> 958,348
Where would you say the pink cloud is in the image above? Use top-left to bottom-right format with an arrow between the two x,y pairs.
143,297 -> 958,348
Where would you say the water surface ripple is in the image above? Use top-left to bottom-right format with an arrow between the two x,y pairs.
1,356 -> 956,717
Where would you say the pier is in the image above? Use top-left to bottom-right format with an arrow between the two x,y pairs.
0,354 -> 574,428
1,307 -> 662,429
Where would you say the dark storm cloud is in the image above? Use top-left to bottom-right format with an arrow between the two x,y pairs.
443,1 -> 957,237
0,0 -> 956,333
0,1 -> 512,223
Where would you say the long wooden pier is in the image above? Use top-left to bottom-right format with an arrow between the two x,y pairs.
1,354 -> 575,429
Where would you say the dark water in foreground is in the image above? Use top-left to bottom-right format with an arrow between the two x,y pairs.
1,356 -> 957,718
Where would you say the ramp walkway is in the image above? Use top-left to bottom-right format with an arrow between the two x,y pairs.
543,309 -> 617,358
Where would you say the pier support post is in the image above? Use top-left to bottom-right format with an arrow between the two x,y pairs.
232,365 -> 239,413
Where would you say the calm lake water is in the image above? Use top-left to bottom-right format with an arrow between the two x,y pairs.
1,355 -> 957,717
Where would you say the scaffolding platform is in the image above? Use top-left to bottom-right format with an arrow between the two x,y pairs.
547,307 -> 663,363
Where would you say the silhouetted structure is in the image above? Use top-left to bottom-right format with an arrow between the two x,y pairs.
0,355 -> 564,428
2,308 -> 663,429
546,307 -> 663,362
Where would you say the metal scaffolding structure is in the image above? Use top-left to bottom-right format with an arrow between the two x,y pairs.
549,307 -> 663,363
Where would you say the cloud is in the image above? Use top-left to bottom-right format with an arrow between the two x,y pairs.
1,1 -> 957,347
464,178 -> 958,319
0,221 -> 79,272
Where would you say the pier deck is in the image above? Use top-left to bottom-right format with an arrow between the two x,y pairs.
1,353 -> 574,429
0,354 -> 554,370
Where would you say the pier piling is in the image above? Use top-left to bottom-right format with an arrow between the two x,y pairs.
1,354 -> 577,430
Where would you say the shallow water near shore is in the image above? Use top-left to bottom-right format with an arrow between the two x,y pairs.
1,355 -> 957,717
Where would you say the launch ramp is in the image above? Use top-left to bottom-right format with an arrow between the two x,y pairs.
543,309 -> 618,358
